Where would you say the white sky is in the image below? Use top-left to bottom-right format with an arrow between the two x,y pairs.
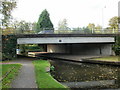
12,0 -> 120,29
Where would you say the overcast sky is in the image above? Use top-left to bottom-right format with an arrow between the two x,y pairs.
12,0 -> 120,29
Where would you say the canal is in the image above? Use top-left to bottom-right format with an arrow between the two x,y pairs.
50,60 -> 120,89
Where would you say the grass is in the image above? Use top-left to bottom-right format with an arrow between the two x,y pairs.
0,64 -> 22,88
33,60 -> 69,89
92,56 -> 120,62
0,60 -> 15,63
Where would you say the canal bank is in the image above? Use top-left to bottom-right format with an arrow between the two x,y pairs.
49,59 -> 120,89
37,54 -> 120,66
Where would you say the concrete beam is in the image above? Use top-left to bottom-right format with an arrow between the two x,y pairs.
17,37 -> 114,44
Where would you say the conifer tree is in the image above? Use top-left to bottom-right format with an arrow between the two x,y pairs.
36,9 -> 54,32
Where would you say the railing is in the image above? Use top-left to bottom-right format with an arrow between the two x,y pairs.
2,29 -> 120,35
54,29 -> 120,34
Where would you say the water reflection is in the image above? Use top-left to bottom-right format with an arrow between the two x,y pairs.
50,60 -> 120,89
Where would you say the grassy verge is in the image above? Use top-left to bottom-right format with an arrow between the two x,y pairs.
0,60 -> 15,63
33,60 -> 69,89
92,56 -> 120,62
0,64 -> 22,88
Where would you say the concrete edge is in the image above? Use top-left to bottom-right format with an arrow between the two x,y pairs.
37,55 -> 120,66
81,58 -> 120,66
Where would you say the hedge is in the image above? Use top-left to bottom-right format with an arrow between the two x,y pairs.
2,35 -> 17,60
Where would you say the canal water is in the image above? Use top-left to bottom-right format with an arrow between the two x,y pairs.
50,60 -> 120,89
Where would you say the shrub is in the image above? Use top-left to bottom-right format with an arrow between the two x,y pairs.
113,36 -> 120,55
2,35 -> 17,60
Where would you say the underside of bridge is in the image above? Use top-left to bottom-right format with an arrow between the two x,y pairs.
47,43 -> 114,56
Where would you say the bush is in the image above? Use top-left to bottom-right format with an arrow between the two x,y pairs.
113,47 -> 120,55
2,35 -> 17,60
18,44 -> 43,56
25,44 -> 43,51
113,36 -> 120,55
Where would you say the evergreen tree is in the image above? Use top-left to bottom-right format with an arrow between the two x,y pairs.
36,9 -> 54,32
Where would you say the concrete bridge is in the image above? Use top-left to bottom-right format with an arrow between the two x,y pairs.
17,34 -> 116,56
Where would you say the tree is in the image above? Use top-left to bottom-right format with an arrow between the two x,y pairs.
0,0 -> 17,28
36,9 -> 54,33
95,25 -> 102,30
1,0 -> 17,60
87,23 -> 95,30
72,27 -> 82,30
32,22 -> 37,31
109,16 -> 120,29
14,20 -> 28,34
11,20 -> 36,34
58,19 -> 70,30
82,27 -> 91,34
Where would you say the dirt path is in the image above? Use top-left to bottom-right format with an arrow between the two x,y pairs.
10,58 -> 37,88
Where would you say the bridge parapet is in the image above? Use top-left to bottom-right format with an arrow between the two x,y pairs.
10,29 -> 120,35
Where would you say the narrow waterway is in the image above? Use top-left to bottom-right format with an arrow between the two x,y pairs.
50,60 -> 120,89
